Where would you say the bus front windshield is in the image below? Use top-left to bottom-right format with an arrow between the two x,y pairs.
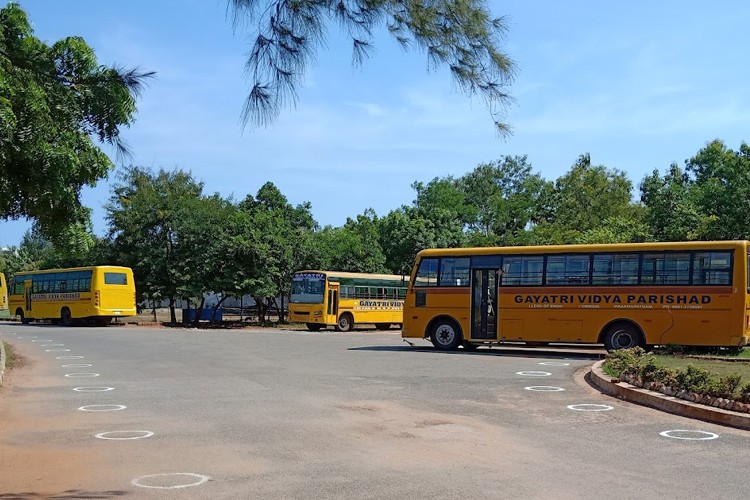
291,273 -> 326,304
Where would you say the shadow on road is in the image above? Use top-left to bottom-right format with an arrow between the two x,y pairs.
0,491 -> 128,499
349,344 -> 605,361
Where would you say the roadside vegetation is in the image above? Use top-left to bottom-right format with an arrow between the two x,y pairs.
603,347 -> 750,410
2,341 -> 18,370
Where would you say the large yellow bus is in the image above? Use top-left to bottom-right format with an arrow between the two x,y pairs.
0,272 -> 8,319
9,266 -> 137,326
402,241 -> 750,351
289,270 -> 408,332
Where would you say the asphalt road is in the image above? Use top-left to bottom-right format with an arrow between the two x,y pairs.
1,322 -> 749,499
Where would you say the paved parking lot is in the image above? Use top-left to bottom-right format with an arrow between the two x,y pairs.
1,323 -> 749,499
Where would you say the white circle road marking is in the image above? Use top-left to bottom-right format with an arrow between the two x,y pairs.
96,431 -> 153,440
659,430 -> 719,441
524,386 -> 566,392
567,404 -> 614,412
57,356 -> 84,359
46,349 -> 70,352
62,364 -> 92,368
42,344 -> 65,347
78,405 -> 126,412
73,387 -> 114,392
516,371 -> 552,377
31,339 -> 53,342
132,473 -> 211,489
65,373 -> 100,378
539,362 -> 570,366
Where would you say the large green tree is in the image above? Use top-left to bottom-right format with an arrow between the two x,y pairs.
0,3 -> 152,249
229,0 -> 515,133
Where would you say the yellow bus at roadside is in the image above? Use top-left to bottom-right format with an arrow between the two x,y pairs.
402,240 -> 750,351
0,272 -> 8,319
289,270 -> 408,332
9,266 -> 136,326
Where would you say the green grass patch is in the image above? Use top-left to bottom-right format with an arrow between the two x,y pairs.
651,355 -> 750,379
2,341 -> 17,370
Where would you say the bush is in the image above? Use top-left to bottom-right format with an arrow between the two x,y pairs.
737,382 -> 750,404
604,347 -> 646,375
675,364 -> 713,393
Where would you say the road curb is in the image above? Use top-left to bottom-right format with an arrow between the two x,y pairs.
589,360 -> 750,431
0,339 -> 6,387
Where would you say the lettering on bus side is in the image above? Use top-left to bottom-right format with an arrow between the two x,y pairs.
511,294 -> 712,309
294,273 -> 325,280
356,300 -> 404,309
31,293 -> 82,301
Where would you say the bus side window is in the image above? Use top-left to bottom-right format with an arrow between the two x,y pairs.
414,258 -> 438,287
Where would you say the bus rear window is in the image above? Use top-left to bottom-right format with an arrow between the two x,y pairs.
104,272 -> 128,285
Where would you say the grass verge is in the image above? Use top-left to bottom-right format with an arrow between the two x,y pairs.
3,341 -> 17,370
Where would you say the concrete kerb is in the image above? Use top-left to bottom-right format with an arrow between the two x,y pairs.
588,360 -> 750,431
0,340 -> 6,387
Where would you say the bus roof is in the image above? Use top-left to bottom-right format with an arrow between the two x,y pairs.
11,265 -> 132,276
294,270 -> 408,281
415,240 -> 750,258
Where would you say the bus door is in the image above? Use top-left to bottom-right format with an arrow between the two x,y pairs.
471,269 -> 498,340
327,282 -> 340,323
24,279 -> 32,314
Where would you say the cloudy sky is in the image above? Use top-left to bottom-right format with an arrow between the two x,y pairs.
2,1 -> 749,246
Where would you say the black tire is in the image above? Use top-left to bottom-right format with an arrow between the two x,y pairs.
374,323 -> 391,331
61,307 -> 73,327
603,322 -> 645,351
430,319 -> 463,351
17,309 -> 30,325
306,323 -> 323,332
335,313 -> 353,332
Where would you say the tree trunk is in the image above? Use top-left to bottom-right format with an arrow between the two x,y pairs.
211,295 -> 229,324
253,296 -> 266,324
279,293 -> 286,323
193,297 -> 205,327
169,297 -> 176,324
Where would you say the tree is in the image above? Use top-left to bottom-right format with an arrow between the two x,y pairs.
640,164 -> 706,241
533,154 -> 635,244
106,167 -> 204,323
229,0 -> 515,133
0,3 -> 153,248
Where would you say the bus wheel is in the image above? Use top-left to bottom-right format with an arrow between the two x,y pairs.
335,313 -> 353,332
17,309 -> 30,325
430,319 -> 462,351
603,322 -> 644,351
61,307 -> 73,327
375,323 -> 391,331
306,323 -> 323,332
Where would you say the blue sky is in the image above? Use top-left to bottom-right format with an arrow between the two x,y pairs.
2,1 -> 749,246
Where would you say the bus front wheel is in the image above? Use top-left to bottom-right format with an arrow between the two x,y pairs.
335,313 -> 353,332
17,309 -> 30,325
61,307 -> 73,327
430,319 -> 462,351
306,323 -> 323,332
603,322 -> 644,351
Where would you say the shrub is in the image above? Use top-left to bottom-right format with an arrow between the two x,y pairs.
737,382 -> 750,404
604,347 -> 646,376
675,364 -> 713,393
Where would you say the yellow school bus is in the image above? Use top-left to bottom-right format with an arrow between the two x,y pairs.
402,241 -> 750,351
9,266 -> 137,326
289,270 -> 408,331
0,272 -> 8,319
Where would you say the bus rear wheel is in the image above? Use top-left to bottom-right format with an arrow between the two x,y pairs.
375,323 -> 391,331
430,319 -> 462,351
335,313 -> 353,332
603,322 -> 644,351
61,307 -> 73,327
306,323 -> 323,332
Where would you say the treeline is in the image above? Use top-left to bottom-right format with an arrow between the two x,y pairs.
1,139 -> 749,322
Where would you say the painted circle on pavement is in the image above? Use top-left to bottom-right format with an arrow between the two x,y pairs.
73,387 -> 114,392
78,404 -> 126,412
65,373 -> 100,378
46,349 -> 70,352
539,362 -> 570,366
567,404 -> 614,412
62,363 -> 92,368
524,386 -> 566,392
96,431 -> 153,440
132,473 -> 211,489
659,430 -> 719,441
57,355 -> 84,359
516,371 -> 552,377
42,344 -> 64,347
31,339 -> 52,342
